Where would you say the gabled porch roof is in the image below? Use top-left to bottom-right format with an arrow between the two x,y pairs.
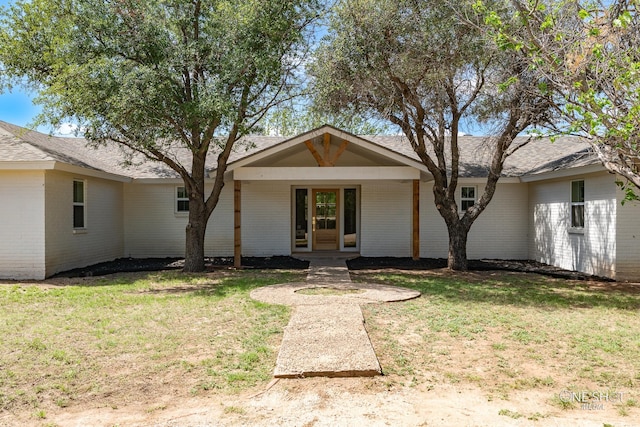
226,124 -> 429,171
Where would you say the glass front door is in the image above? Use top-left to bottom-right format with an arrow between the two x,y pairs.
313,189 -> 338,250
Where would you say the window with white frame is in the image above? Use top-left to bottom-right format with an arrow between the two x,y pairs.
460,186 -> 476,212
73,180 -> 86,228
571,180 -> 585,228
176,186 -> 189,212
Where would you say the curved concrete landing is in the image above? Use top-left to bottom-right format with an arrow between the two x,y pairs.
250,282 -> 421,306
250,257 -> 420,378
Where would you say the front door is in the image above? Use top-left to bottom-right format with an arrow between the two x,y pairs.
312,189 -> 338,250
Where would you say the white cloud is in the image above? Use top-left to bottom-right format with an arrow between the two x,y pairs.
55,122 -> 80,136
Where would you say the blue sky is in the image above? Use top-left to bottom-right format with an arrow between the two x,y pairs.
0,0 -> 42,127
0,89 -> 41,128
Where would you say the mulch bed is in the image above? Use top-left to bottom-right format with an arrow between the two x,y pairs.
53,255 -> 609,281
346,257 -> 612,281
53,256 -> 310,278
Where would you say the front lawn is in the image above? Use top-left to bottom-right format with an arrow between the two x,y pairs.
355,270 -> 640,417
0,270 -> 300,420
1,267 -> 639,424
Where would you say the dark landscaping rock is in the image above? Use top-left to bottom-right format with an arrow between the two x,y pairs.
53,257 -> 183,278
53,256 -> 310,278
346,257 -> 612,281
53,255 -> 609,281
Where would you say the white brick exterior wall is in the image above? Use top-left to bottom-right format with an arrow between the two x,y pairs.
528,172 -> 616,278
615,185 -> 640,281
124,182 -> 234,258
4,164 -> 635,281
360,181 -> 412,257
469,183 -> 529,259
419,182 -> 448,258
420,182 -> 529,259
241,181 -> 291,256
44,171 -> 125,276
0,170 -> 46,279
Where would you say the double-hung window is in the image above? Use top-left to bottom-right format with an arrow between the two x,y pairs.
73,180 -> 86,229
460,186 -> 476,212
571,180 -> 585,228
176,186 -> 189,213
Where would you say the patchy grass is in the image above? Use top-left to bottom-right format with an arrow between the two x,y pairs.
498,408 -> 523,419
3,267 -> 640,423
0,270 -> 302,416
356,270 -> 640,408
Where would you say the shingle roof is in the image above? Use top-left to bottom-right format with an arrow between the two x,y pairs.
0,121 -> 289,179
0,120 -> 600,180
365,134 -> 597,177
0,121 -> 132,175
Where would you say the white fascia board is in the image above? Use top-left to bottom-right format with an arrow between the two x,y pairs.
131,177 -> 231,185
0,160 -> 57,170
519,164 -> 606,182
0,161 -> 131,182
418,176 -> 521,184
53,163 -> 132,182
131,178 -> 187,185
457,177 -> 522,184
234,166 -> 420,181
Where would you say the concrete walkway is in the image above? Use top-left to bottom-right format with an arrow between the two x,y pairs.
250,256 -> 420,378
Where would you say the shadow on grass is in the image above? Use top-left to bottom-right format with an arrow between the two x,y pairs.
353,271 -> 640,310
48,269 -> 303,292
142,278 -> 269,297
139,271 -> 302,299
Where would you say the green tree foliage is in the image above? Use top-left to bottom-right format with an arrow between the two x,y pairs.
475,0 -> 640,200
310,0 -> 554,270
0,0 -> 320,271
260,101 -> 392,136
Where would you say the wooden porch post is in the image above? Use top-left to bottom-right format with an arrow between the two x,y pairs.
234,180 -> 242,268
412,179 -> 420,261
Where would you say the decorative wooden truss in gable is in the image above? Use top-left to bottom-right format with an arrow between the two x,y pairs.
304,133 -> 349,167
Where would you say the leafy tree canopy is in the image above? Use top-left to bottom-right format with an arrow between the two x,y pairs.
475,0 -> 640,201
1,0 -> 319,151
259,101 -> 393,136
310,0 -> 554,269
0,0 -> 321,271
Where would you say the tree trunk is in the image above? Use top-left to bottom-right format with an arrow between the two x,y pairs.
447,222 -> 469,271
184,197 -> 208,272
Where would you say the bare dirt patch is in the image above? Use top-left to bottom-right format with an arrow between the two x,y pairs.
35,377 -> 638,427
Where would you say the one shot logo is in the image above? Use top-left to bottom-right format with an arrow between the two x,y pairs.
558,390 -> 625,410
